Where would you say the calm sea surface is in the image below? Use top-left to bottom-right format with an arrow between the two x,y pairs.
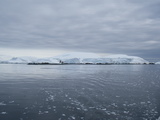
0,64 -> 160,120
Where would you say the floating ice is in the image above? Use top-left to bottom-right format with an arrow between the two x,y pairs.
0,102 -> 6,106
110,112 -> 116,115
44,111 -> 49,114
71,116 -> 76,119
1,112 -> 7,114
124,111 -> 129,114
9,101 -> 14,103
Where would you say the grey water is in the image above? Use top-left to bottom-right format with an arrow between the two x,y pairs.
0,64 -> 160,120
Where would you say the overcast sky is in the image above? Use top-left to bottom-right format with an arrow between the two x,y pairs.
0,0 -> 160,58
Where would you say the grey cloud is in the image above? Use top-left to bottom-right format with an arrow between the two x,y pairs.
0,0 -> 160,58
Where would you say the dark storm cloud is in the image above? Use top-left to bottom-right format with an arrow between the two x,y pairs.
0,0 -> 160,58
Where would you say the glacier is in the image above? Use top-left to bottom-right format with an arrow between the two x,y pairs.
0,52 -> 150,64
0,56 -> 37,64
53,53 -> 149,64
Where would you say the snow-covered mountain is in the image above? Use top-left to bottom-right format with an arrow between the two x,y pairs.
54,52 -> 102,64
1,56 -> 37,64
0,56 -> 59,64
53,52 -> 148,64
0,52 -> 149,64
105,54 -> 149,64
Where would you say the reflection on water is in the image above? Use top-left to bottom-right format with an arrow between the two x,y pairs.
0,64 -> 160,120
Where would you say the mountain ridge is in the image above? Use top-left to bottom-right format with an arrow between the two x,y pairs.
0,52 -> 151,64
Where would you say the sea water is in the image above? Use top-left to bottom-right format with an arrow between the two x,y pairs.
0,64 -> 160,120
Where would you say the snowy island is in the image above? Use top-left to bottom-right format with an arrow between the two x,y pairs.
0,52 -> 156,65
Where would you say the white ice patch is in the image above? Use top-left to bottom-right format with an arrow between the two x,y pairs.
9,101 -> 14,103
44,111 -> 49,114
0,102 -> 6,106
1,112 -> 7,114
71,116 -> 76,119
140,102 -> 146,105
101,108 -> 107,111
48,95 -> 54,101
110,112 -> 116,115
124,111 -> 129,114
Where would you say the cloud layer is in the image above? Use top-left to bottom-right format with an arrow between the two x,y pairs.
0,0 -> 160,58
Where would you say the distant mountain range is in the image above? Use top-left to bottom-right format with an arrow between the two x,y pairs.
0,52 -> 157,64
